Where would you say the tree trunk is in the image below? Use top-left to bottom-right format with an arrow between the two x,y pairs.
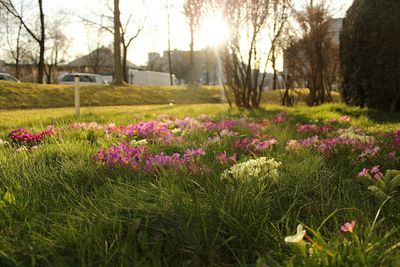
37,0 -> 45,84
113,0 -> 123,85
390,97 -> 399,114
189,23 -> 195,84
122,45 -> 128,83
15,23 -> 22,79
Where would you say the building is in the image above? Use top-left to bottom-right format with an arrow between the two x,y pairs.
64,47 -> 142,83
329,18 -> 344,46
147,48 -> 225,85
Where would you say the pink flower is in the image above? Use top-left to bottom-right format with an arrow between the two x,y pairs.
370,165 -> 384,180
371,165 -> 380,174
286,140 -> 302,151
358,168 -> 369,177
395,130 -> 400,145
272,112 -> 287,123
388,152 -> 396,160
340,220 -> 356,233
216,152 -> 237,164
339,115 -> 351,122
327,118 -> 338,124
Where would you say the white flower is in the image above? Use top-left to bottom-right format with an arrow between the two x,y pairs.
220,157 -> 282,182
16,146 -> 28,153
284,224 -> 306,243
171,128 -> 182,135
130,139 -> 148,147
0,139 -> 8,145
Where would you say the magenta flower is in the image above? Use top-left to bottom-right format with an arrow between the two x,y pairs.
358,168 -> 369,177
145,152 -> 184,171
183,148 -> 206,162
9,127 -> 54,147
340,220 -> 356,233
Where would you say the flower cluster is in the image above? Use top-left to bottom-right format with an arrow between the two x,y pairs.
299,133 -> 379,159
234,137 -> 277,154
273,112 -> 287,123
216,152 -> 237,165
337,127 -> 375,144
93,142 -> 206,173
395,130 -> 400,146
9,126 -> 54,146
92,143 -> 146,170
70,122 -> 117,134
358,165 -> 383,180
357,166 -> 400,199
220,157 -> 282,183
120,121 -> 172,139
296,123 -> 333,134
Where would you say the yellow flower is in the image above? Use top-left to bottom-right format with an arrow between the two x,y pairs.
4,191 -> 16,205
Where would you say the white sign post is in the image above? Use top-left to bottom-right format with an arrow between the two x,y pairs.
74,76 -> 80,116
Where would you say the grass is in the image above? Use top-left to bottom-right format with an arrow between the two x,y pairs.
1,100 -> 400,265
0,82 -> 222,109
0,81 -> 340,109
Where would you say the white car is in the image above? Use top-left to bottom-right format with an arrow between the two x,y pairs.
59,73 -> 108,85
0,73 -> 20,82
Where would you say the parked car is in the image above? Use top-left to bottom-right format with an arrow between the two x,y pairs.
0,73 -> 20,82
59,73 -> 108,85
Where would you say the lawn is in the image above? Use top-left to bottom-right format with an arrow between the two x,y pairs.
0,103 -> 400,266
0,81 -> 340,109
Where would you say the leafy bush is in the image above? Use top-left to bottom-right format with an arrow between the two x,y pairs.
340,0 -> 400,113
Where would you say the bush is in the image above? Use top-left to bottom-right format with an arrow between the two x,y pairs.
340,0 -> 400,113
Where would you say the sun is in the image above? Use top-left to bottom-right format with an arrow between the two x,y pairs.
199,15 -> 229,47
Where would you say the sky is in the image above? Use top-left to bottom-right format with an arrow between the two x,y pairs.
2,0 -> 354,66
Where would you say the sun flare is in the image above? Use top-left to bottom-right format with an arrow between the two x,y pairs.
199,15 -> 230,47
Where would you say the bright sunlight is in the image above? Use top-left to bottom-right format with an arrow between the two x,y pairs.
199,15 -> 230,47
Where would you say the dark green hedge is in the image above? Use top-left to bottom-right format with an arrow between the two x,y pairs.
340,0 -> 400,113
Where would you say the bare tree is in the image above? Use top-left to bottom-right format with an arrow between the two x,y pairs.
120,15 -> 143,82
113,0 -> 123,85
0,0 -> 45,83
222,0 -> 291,108
166,0 -> 173,85
267,0 -> 292,90
284,0 -> 338,106
45,16 -> 69,83
183,0 -> 203,84
81,2 -> 144,83
5,10 -> 26,78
